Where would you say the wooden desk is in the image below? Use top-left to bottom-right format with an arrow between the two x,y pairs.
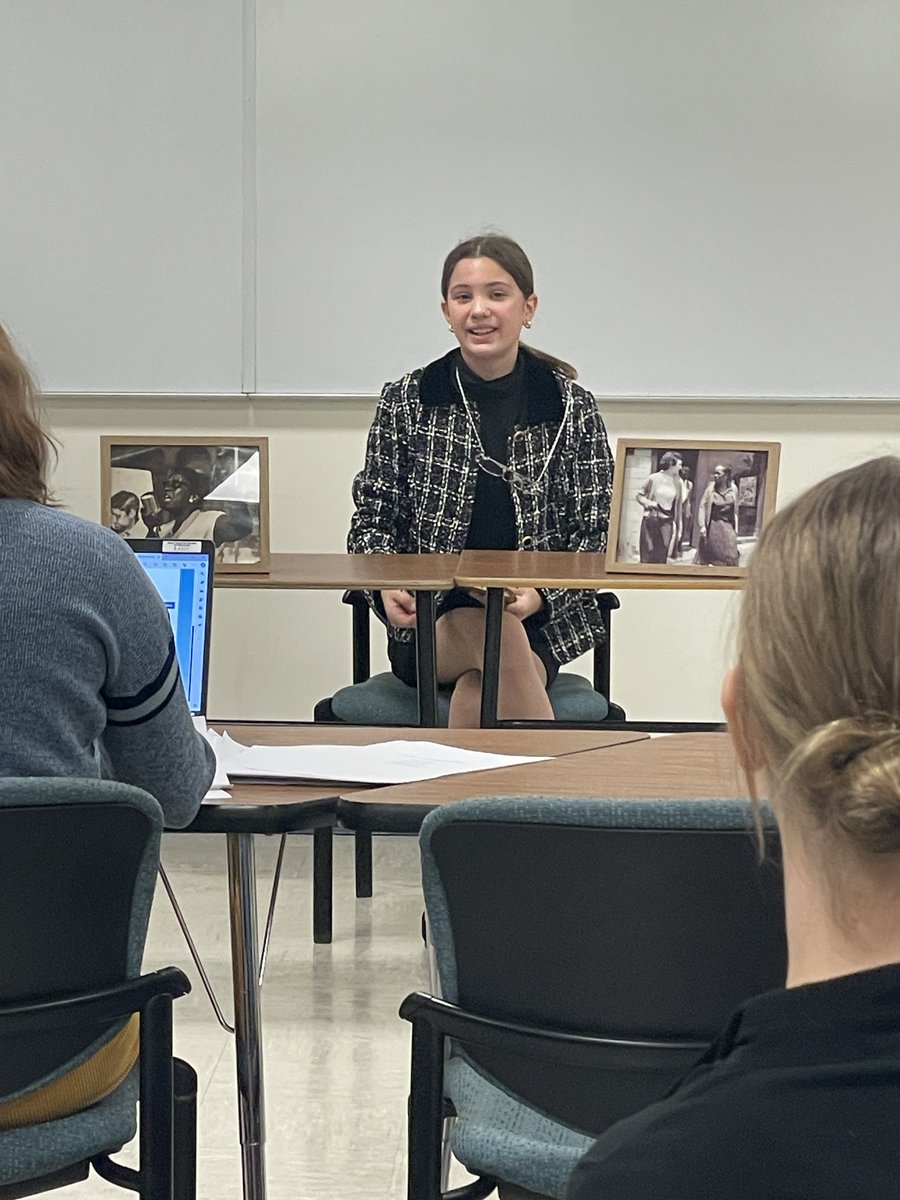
455,549 -> 746,592
207,721 -> 649,938
214,552 -> 458,724
213,551 -> 459,591
337,729 -> 651,830
216,721 -> 628,755
217,720 -> 650,837
189,721 -> 648,1200
456,550 -> 744,726
338,732 -> 747,829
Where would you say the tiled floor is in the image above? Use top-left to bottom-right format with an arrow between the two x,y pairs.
50,830 -> 438,1199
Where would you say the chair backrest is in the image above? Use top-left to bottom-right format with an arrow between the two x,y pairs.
0,777 -> 163,1098
421,796 -> 786,1135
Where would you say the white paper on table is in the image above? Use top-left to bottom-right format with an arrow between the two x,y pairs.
195,721 -> 232,788
203,788 -> 232,800
215,735 -> 551,785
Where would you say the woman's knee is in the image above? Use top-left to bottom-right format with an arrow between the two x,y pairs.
454,667 -> 482,690
497,613 -> 536,663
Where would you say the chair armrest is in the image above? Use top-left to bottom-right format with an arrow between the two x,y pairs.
592,591 -> 620,696
342,589 -> 372,683
399,991 -> 708,1200
400,991 -> 501,1200
0,967 -> 191,1037
400,991 -> 707,1069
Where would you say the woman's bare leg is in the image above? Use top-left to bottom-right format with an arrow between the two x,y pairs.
436,608 -> 554,727
446,669 -> 484,728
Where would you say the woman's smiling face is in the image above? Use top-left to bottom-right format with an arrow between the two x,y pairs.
441,256 -> 537,379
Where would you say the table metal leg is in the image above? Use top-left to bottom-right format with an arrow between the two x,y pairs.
313,825 -> 334,943
415,589 -> 439,726
226,832 -> 267,1200
355,829 -> 373,897
479,586 -> 505,728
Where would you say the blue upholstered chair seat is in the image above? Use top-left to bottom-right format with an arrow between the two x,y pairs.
330,670 -> 609,726
445,1057 -> 592,1200
0,1070 -> 138,1188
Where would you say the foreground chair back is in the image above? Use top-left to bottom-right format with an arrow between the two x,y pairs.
402,796 -> 787,1200
0,777 -> 195,1200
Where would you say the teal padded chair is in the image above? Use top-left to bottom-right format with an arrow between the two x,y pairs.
314,590 -> 626,726
400,796 -> 787,1200
0,777 -> 197,1200
314,589 -> 626,903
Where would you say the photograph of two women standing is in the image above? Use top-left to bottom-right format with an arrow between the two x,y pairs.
608,442 -> 779,576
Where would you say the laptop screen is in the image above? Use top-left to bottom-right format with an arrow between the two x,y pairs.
127,540 -> 214,716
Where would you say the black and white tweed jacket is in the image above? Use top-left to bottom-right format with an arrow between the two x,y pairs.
347,349 -> 614,666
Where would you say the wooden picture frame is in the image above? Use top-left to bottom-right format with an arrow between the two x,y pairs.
606,439 -> 781,578
100,436 -> 270,574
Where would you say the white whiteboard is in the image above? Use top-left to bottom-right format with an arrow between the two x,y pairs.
3,1 -> 899,398
0,0 -> 244,394
256,0 -> 900,397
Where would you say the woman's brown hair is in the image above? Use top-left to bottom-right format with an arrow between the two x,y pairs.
737,456 -> 900,853
440,235 -> 578,379
0,325 -> 55,504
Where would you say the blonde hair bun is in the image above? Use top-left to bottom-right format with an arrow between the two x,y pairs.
736,456 -> 900,854
784,716 -> 900,853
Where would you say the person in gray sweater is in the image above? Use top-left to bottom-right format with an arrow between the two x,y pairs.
0,324 -> 214,827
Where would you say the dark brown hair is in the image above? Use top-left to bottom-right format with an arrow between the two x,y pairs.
440,235 -> 578,379
0,325 -> 56,504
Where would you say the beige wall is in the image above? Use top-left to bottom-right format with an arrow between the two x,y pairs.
45,395 -> 900,723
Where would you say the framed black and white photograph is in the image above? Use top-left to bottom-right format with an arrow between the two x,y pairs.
100,436 -> 270,573
606,440 -> 781,578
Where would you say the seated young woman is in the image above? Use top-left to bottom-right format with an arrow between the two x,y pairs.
348,234 -> 614,727
568,455 -> 900,1199
0,324 -> 214,1128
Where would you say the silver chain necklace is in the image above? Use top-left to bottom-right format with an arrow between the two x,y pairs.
454,366 -> 567,496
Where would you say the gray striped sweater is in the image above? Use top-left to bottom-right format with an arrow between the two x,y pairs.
0,500 -> 214,827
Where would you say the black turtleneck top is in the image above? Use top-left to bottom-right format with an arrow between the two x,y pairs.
453,352 -> 525,550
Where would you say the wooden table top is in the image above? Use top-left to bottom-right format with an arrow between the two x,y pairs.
455,549 -> 744,591
212,550 -> 743,591
213,552 -> 459,590
206,723 -> 648,808
339,732 -> 752,810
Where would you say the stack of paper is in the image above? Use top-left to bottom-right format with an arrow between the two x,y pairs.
196,724 -> 551,797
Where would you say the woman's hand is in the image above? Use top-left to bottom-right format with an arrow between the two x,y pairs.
381,589 -> 417,628
505,588 -> 544,621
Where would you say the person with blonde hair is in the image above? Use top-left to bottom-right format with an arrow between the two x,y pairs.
0,324 -> 213,1128
569,456 -> 900,1199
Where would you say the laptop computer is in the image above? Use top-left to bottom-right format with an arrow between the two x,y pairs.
127,539 -> 215,717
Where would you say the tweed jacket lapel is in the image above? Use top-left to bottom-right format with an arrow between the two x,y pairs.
348,348 -> 614,665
